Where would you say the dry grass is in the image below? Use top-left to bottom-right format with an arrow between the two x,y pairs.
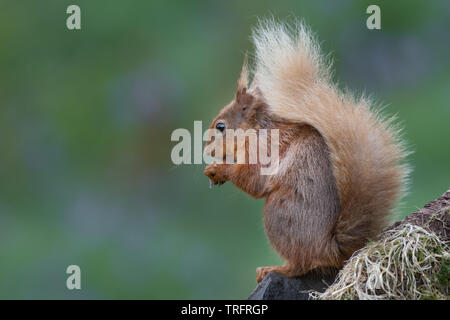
315,222 -> 449,300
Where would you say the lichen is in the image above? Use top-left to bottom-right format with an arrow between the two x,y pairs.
314,224 -> 449,300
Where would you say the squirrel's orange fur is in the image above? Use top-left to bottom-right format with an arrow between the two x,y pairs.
204,20 -> 409,282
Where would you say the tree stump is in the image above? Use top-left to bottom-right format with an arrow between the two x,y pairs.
248,188 -> 450,300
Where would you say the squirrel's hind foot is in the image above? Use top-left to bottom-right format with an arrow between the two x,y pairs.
256,264 -> 300,283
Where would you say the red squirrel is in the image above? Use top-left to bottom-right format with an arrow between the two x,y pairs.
204,20 -> 409,283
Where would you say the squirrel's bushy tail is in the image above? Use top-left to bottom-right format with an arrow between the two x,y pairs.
250,19 -> 410,260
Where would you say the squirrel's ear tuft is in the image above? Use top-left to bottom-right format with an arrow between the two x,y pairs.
236,87 -> 254,109
236,55 -> 254,108
236,55 -> 249,92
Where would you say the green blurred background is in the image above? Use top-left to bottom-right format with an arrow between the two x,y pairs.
0,0 -> 449,299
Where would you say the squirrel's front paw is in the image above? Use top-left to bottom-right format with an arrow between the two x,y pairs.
204,163 -> 228,186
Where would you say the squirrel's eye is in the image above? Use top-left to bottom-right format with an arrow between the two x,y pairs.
215,122 -> 225,132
